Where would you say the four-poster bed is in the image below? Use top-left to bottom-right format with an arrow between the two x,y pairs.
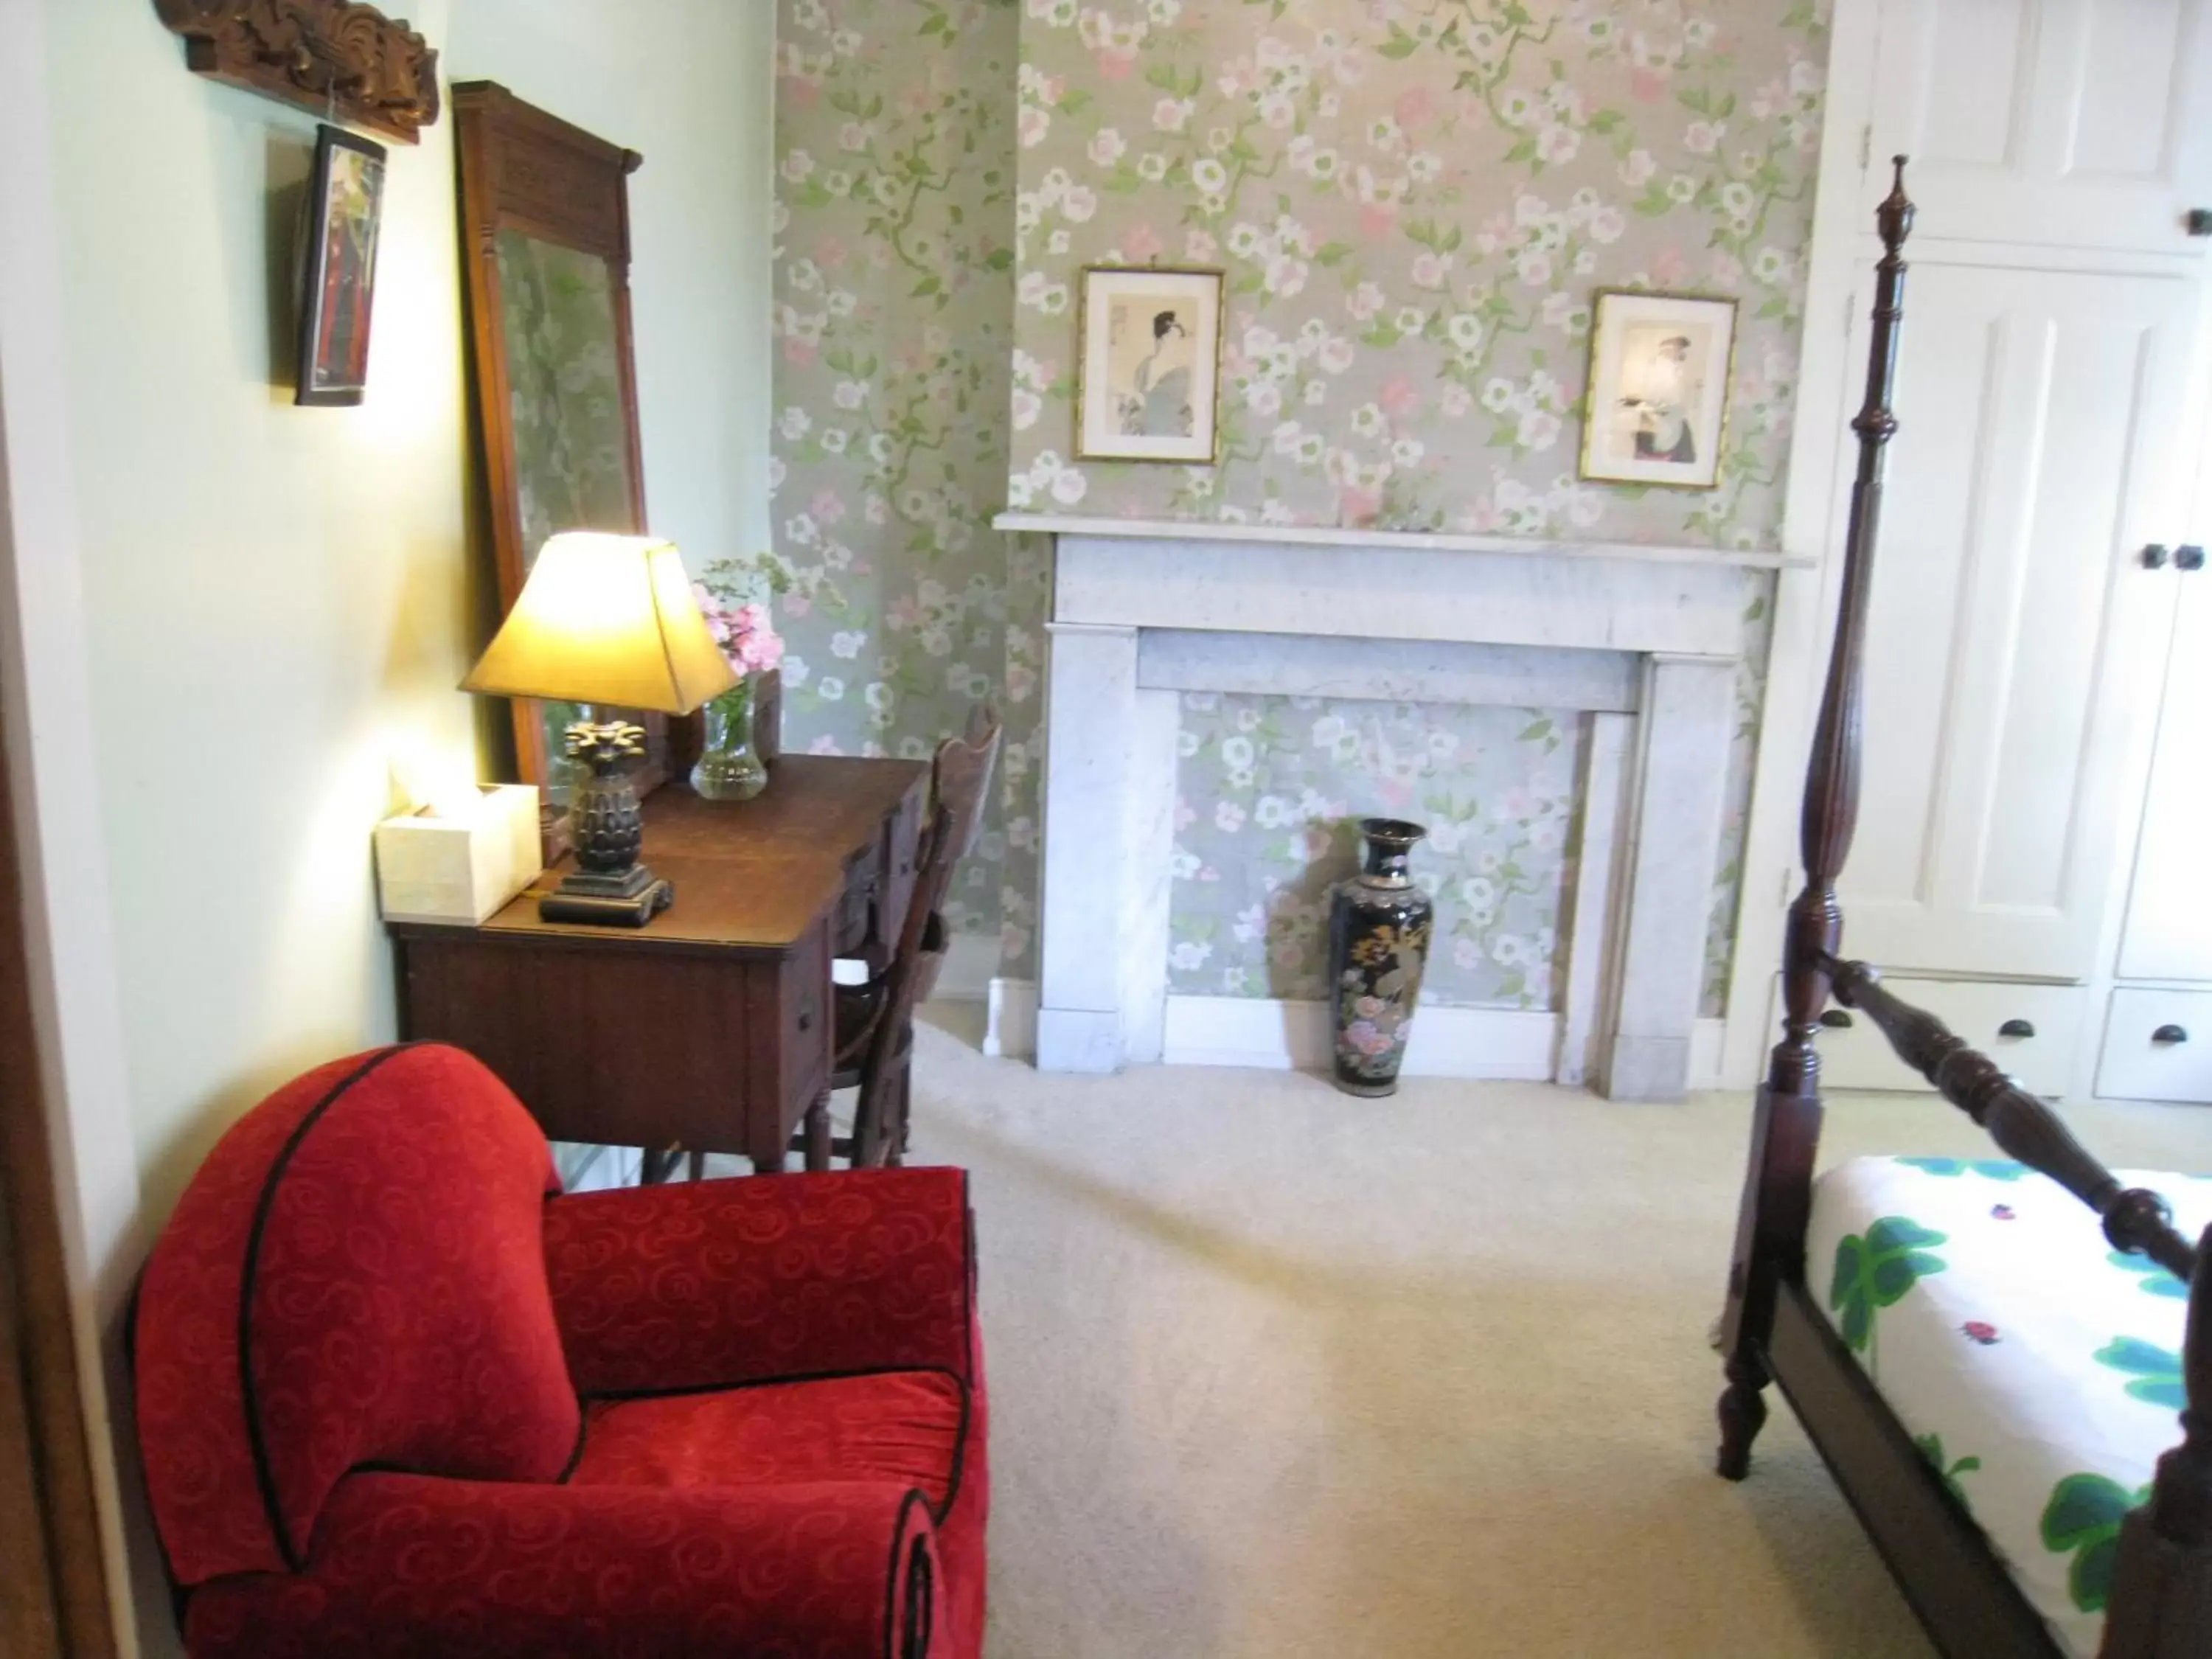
1714,161 -> 2212,1658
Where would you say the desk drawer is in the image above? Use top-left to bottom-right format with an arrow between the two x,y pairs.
775,916 -> 832,1115
835,839 -> 880,959
836,771 -> 926,968
879,774 -> 925,959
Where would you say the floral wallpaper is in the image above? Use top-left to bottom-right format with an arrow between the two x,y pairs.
1008,0 -> 1824,1012
769,0 -> 1829,1013
1006,0 -> 1825,540
1172,695 -> 1580,1005
771,0 -> 1038,969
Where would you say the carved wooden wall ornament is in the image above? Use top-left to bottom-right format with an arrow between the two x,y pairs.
152,0 -> 440,145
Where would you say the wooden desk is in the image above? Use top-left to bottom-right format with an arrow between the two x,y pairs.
391,757 -> 928,1172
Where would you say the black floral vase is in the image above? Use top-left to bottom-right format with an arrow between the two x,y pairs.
1327,818 -> 1435,1097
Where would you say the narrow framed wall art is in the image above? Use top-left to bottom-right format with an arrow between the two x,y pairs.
1579,289 -> 1737,490
295,124 -> 388,407
1075,265 -> 1223,465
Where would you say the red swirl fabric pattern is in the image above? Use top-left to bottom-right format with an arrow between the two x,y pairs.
543,1169 -> 975,1394
571,1372 -> 965,1506
181,1472 -> 947,1659
135,1048 -> 989,1658
136,1045 -> 579,1585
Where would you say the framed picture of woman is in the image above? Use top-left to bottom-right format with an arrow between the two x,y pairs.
1076,265 -> 1223,465
1579,289 -> 1737,490
295,124 -> 388,407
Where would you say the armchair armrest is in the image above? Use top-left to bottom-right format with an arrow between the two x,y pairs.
543,1167 -> 975,1396
183,1472 -> 943,1659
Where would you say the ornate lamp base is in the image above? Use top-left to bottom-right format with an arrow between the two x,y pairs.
540,864 -> 674,926
539,719 -> 675,928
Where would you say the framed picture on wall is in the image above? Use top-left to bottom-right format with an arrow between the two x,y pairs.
295,124 -> 388,407
1579,290 -> 1737,490
1076,265 -> 1224,465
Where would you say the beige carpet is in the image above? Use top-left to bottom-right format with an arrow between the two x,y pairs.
883,1011 -> 2212,1659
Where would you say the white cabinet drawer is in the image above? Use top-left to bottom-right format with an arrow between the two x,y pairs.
2096,989 -> 2212,1105
1779,977 -> 2087,1097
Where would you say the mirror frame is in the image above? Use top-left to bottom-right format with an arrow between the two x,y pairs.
453,80 -> 667,842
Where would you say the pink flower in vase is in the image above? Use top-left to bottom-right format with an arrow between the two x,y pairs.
692,583 -> 786,681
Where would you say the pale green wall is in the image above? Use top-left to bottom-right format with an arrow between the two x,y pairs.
446,0 -> 778,561
36,0 -> 772,1233
42,0 -> 476,1228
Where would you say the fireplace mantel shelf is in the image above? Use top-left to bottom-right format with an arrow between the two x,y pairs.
994,512 -> 1809,571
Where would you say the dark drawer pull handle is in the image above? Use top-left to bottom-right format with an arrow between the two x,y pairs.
2153,1024 -> 2190,1046
1997,1018 -> 2035,1040
1820,1009 -> 1853,1029
2180,545 -> 2208,572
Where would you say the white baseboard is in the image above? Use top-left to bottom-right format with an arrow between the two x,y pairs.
979,978 -> 1726,1091
1688,1016 -> 1725,1092
984,975 -> 1039,1060
1162,995 -> 1558,1077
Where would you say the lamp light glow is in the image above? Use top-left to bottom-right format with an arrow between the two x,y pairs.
461,532 -> 735,927
461,532 -> 736,713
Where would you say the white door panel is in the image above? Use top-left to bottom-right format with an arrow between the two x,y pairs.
1870,0 -> 2212,251
2118,571 -> 2212,979
1841,258 -> 2194,978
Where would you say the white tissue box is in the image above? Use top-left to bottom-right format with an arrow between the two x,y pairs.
374,785 -> 541,925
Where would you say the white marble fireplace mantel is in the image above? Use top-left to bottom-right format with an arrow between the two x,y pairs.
996,513 -> 1799,1102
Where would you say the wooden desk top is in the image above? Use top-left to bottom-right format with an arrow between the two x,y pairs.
392,756 -> 928,956
637,756 -> 928,864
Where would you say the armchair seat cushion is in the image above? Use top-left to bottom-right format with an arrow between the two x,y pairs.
571,1371 -> 970,1512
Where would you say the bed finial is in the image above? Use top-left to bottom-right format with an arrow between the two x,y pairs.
1878,156 -> 1914,251
1717,161 -> 1914,1482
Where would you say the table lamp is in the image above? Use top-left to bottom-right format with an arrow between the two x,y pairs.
462,532 -> 736,925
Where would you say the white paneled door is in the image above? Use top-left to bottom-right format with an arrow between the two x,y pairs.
1836,256 -> 2200,979
2118,567 -> 2212,981
1868,0 -> 2212,252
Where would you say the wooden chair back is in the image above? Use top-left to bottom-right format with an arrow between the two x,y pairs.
850,707 -> 1002,1165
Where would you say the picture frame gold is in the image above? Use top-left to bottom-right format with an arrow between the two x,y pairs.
1074,264 -> 1225,465
1578,288 -> 1739,492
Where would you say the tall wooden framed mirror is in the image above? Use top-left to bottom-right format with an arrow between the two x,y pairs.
453,80 -> 667,846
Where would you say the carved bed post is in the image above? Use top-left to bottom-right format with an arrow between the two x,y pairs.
1715,160 -> 1915,1480
2101,1225 -> 2212,1658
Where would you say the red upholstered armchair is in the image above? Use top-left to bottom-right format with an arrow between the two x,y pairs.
131,1043 -> 987,1658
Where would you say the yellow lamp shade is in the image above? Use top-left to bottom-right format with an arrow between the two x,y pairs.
462,532 -> 738,714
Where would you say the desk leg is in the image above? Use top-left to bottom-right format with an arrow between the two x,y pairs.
803,1088 -> 832,1173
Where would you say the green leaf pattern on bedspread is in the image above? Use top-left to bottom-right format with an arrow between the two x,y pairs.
1829,1217 -> 1948,1356
2093,1338 -> 2186,1411
2107,1251 -> 2191,1301
1807,1158 -> 2211,1657
2042,1474 -> 2152,1615
1914,1433 -> 1981,1514
1895,1157 -> 2028,1181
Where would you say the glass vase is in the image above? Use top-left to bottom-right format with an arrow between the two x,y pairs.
690,679 -> 768,801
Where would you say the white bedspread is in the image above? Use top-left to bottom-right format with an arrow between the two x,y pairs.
1806,1155 -> 2211,1658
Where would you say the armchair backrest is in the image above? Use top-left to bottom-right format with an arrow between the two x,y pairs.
133,1043 -> 582,1585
